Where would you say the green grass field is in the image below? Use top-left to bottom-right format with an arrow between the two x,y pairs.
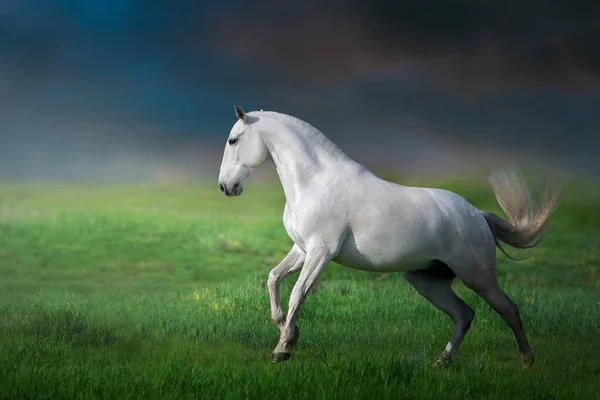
1,178 -> 599,399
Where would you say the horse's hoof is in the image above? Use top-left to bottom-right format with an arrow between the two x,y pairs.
432,355 -> 452,368
271,352 -> 291,363
288,325 -> 300,347
521,352 -> 535,369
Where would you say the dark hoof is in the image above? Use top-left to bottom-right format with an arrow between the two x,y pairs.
288,325 -> 300,347
521,352 -> 535,369
432,353 -> 453,368
271,352 -> 291,363
432,358 -> 451,368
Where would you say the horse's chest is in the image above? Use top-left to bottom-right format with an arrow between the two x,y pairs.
282,204 -> 308,250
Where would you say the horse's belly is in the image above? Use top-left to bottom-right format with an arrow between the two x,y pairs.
333,230 -> 436,273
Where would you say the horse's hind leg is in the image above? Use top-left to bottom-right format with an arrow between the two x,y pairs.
468,282 -> 535,368
405,261 -> 475,367
454,255 -> 535,368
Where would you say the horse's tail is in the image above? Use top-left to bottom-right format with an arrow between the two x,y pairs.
482,166 -> 565,261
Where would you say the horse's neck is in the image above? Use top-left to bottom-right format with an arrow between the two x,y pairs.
259,113 -> 354,204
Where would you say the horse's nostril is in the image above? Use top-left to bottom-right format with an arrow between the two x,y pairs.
219,183 -> 225,193
233,183 -> 239,190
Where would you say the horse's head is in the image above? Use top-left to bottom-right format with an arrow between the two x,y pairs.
218,106 -> 268,197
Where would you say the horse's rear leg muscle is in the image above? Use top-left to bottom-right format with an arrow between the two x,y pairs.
405,261 -> 475,366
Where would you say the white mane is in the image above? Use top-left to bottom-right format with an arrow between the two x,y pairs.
251,111 -> 353,163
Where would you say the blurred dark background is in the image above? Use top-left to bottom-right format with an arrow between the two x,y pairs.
1,0 -> 599,182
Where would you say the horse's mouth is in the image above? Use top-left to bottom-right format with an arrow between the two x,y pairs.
219,183 -> 244,197
226,186 -> 244,197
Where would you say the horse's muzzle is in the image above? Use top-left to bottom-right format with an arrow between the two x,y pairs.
219,182 -> 243,197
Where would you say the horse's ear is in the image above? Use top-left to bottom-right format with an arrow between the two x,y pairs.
234,105 -> 247,123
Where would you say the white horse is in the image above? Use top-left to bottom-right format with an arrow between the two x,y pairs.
218,106 -> 563,368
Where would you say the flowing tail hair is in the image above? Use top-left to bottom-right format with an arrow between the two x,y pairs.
482,166 -> 566,261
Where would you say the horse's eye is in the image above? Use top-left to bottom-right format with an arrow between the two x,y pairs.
228,138 -> 238,146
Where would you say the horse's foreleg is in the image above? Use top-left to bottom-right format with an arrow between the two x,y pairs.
268,245 -> 305,326
405,264 -> 475,367
272,248 -> 331,363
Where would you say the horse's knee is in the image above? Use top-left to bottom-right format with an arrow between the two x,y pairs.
271,312 -> 285,325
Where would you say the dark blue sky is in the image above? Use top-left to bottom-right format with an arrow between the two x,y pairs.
1,1 -> 599,181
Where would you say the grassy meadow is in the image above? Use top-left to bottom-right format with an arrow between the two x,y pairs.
0,176 -> 599,399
